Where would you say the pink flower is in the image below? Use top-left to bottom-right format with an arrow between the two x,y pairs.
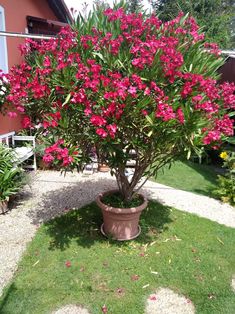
43,56 -> 51,67
131,274 -> 140,281
96,128 -> 108,138
60,148 -> 69,158
101,305 -> 108,313
62,156 -> 74,166
192,95 -> 203,103
43,121 -> 50,129
215,115 -> 234,136
144,87 -> 150,95
156,103 -> 175,121
22,116 -> 32,128
203,130 -> 221,145
65,260 -> 71,267
90,115 -> 106,127
43,154 -> 54,164
128,86 -> 137,96
16,106 -> 25,112
106,124 -> 117,138
176,108 -> 185,124
7,111 -> 17,118
56,139 -> 64,146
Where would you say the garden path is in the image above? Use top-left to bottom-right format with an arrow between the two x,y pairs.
0,170 -> 234,305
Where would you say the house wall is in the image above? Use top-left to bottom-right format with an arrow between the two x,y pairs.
219,57 -> 235,84
0,0 -> 58,134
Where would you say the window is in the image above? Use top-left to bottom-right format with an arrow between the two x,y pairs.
0,5 -> 8,73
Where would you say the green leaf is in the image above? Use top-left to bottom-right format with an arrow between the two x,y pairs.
228,111 -> 235,117
63,93 -> 71,106
145,115 -> 154,125
226,137 -> 235,144
92,52 -> 105,62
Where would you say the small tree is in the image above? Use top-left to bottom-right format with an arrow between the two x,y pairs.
150,0 -> 235,48
3,2 -> 235,203
127,0 -> 143,13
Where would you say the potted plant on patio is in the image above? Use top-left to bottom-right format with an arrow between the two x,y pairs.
0,145 -> 26,214
3,2 -> 234,239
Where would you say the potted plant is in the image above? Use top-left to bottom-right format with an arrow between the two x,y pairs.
0,145 -> 26,214
3,2 -> 234,238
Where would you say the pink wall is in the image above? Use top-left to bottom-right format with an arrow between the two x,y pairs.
0,0 -> 58,134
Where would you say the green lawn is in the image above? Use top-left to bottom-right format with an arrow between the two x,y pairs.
152,160 -> 219,197
1,201 -> 234,314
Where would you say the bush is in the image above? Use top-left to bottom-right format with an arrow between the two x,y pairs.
213,151 -> 235,205
0,145 -> 27,202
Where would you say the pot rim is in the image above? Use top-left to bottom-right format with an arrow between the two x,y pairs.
96,189 -> 148,214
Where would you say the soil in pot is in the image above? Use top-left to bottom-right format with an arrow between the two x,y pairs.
102,192 -> 143,208
96,190 -> 148,241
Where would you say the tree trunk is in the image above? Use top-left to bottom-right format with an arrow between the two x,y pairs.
115,163 -> 147,203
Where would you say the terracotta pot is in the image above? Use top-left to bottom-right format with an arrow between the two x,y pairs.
0,200 -> 8,214
98,163 -> 110,172
38,159 -> 50,170
96,190 -> 148,241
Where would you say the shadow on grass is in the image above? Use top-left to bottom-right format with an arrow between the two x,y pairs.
43,199 -> 172,251
0,283 -> 18,312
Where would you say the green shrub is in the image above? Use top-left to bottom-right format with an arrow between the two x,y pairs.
213,151 -> 235,205
0,145 -> 26,202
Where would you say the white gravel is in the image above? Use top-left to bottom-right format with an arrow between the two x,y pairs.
52,305 -> 90,314
232,275 -> 235,293
144,181 -> 235,228
0,170 -> 234,300
145,288 -> 195,314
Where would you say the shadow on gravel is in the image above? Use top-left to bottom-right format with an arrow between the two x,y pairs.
26,176 -> 117,225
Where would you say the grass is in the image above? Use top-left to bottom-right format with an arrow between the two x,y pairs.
0,201 -> 234,314
152,160 -> 219,197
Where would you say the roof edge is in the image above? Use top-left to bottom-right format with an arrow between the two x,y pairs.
47,0 -> 73,24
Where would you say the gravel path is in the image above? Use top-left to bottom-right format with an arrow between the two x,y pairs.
0,170 -> 234,299
144,180 -> 235,228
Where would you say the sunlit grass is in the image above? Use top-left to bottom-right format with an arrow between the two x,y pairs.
153,160 -> 218,197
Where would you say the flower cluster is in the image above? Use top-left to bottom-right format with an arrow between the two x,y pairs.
43,139 -> 79,167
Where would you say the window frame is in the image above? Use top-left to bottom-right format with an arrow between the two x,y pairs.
0,5 -> 8,73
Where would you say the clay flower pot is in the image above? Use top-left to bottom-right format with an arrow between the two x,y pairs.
96,190 -> 148,241
98,163 -> 110,172
38,159 -> 50,170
